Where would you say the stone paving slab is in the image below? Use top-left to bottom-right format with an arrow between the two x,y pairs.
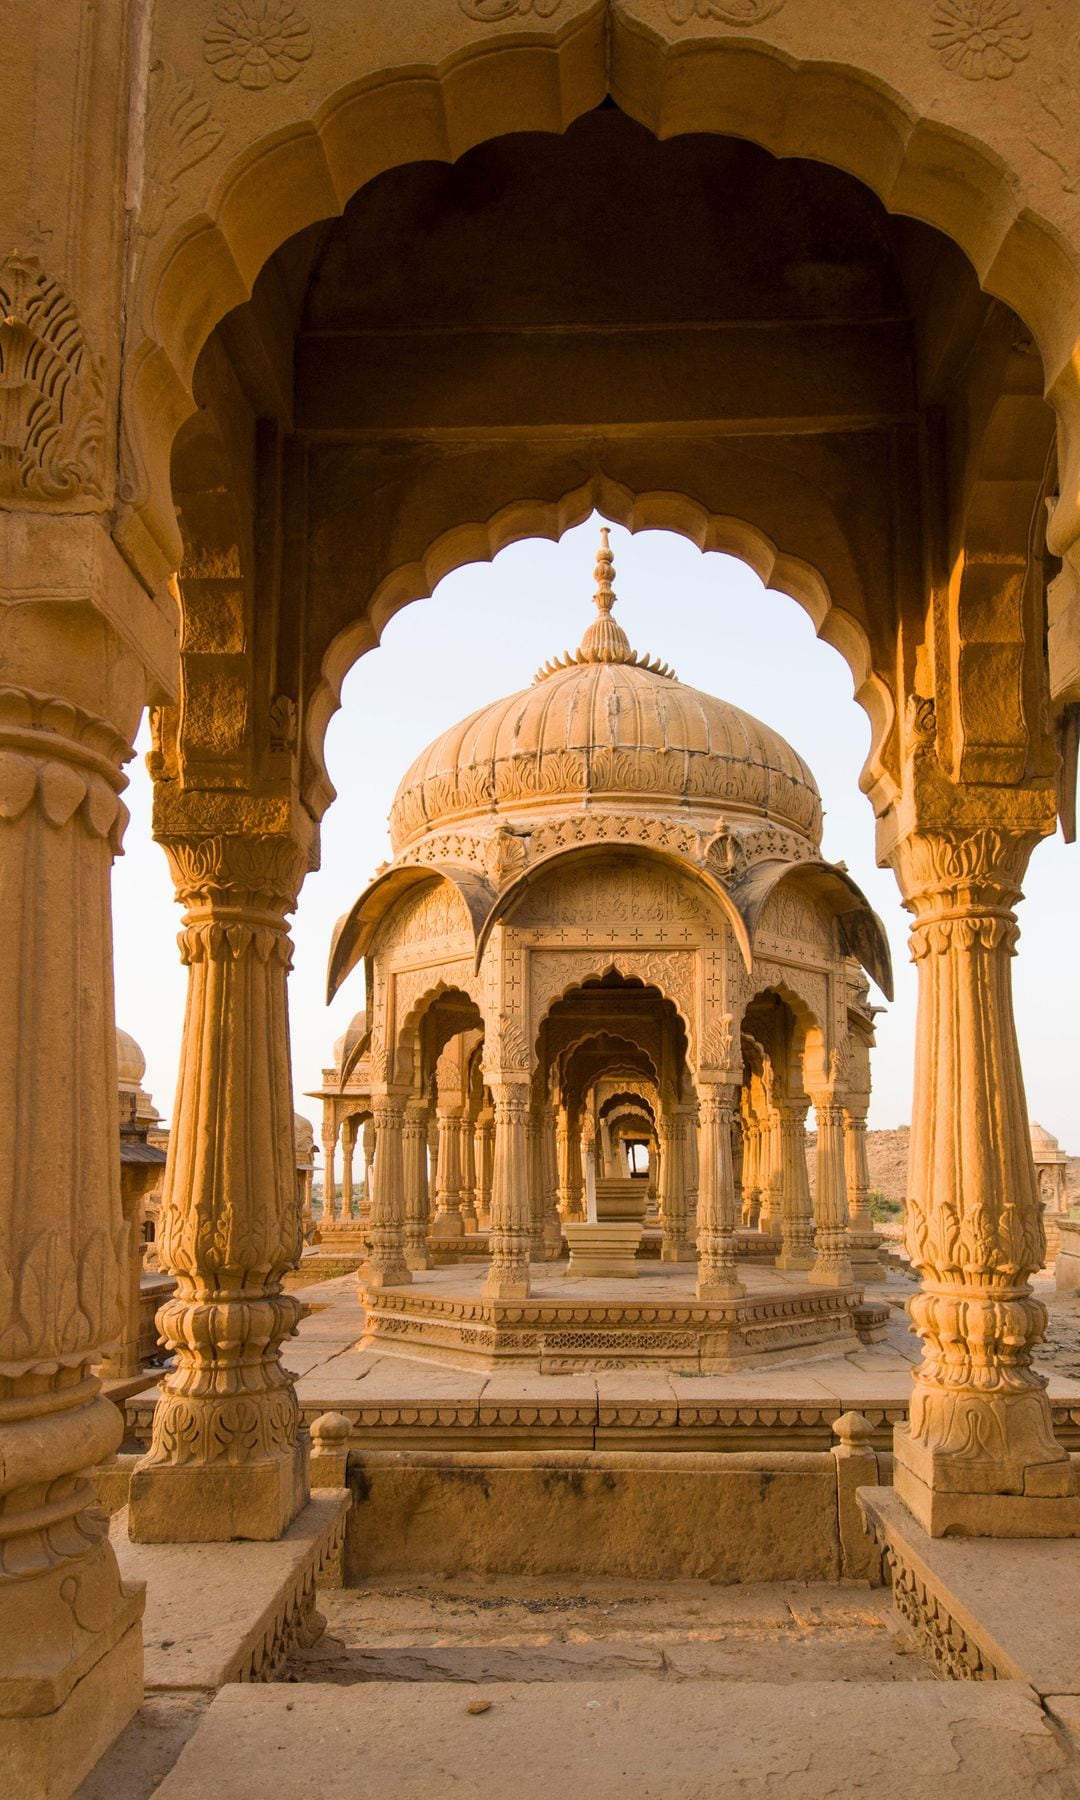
154,1678 -> 1079,1799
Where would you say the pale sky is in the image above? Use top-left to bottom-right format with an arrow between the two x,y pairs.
112,517 -> 1079,1150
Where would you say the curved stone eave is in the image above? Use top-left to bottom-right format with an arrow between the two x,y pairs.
326,862 -> 497,1002
729,860 -> 894,1003
473,840 -> 754,974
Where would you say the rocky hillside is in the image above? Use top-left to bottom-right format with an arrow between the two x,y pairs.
805,1124 -> 1080,1209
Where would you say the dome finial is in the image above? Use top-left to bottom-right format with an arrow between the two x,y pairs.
531,523 -> 677,682
577,524 -> 632,663
594,526 -> 616,618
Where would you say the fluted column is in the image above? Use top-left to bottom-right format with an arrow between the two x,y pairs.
760,1108 -> 784,1238
321,1122 -> 339,1224
403,1100 -> 431,1270
888,825 -> 1079,1534
541,1103 -> 564,1259
361,1119 -> 375,1224
129,832 -> 307,1543
810,1102 -> 853,1285
486,1078 -> 531,1299
844,1102 -> 886,1279
775,1102 -> 815,1270
366,1096 -> 410,1288
431,1102 -> 465,1242
696,1083 -> 744,1299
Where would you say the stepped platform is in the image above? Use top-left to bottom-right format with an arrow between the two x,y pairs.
356,1260 -> 870,1372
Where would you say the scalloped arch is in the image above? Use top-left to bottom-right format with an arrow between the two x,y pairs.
123,13 -> 1080,812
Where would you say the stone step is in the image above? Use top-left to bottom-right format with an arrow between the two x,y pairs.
288,1631 -> 927,1685
153,1679 -> 1080,1800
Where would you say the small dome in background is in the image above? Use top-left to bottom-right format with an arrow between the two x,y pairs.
1030,1120 -> 1067,1159
116,1028 -> 146,1088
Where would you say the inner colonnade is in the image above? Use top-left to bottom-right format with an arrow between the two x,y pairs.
7,3 -> 1080,1789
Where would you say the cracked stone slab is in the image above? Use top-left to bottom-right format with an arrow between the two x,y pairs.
155,1678 -> 1079,1799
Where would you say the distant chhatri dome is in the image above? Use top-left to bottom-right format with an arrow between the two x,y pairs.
389,527 -> 822,853
1030,1121 -> 1067,1160
116,1028 -> 146,1088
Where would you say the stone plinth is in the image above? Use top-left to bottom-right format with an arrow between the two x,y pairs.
1056,1218 -> 1080,1294
565,1221 -> 644,1278
356,1265 -> 862,1372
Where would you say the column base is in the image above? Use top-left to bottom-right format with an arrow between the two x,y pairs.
129,1441 -> 308,1543
404,1246 -> 431,1272
775,1249 -> 814,1271
660,1243 -> 696,1264
484,1271 -> 530,1301
0,1538 -> 144,1800
697,1278 -> 745,1301
893,1424 -> 1080,1538
810,1259 -> 854,1287
364,1262 -> 411,1290
849,1248 -> 887,1280
431,1213 -> 465,1243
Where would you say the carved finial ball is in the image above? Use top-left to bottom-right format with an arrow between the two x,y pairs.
311,1411 -> 351,1446
832,1410 -> 876,1446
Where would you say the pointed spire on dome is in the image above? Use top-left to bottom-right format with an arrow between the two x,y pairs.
578,526 -> 633,663
533,525 -> 676,683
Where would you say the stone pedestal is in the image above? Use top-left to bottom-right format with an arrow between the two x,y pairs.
564,1220 -> 645,1278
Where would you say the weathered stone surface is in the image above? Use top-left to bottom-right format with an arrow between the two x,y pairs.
154,1679 -> 1079,1800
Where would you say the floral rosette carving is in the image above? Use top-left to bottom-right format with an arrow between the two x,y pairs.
204,0 -> 313,89
929,1 -> 1031,81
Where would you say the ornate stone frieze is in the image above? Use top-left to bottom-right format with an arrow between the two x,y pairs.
665,0 -> 786,23
0,254 -> 106,504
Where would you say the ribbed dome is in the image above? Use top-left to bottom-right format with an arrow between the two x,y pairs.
390,531 -> 822,852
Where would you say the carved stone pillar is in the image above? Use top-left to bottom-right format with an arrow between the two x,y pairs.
0,534 -> 162,1780
889,825 -> 1080,1535
742,1119 -> 762,1229
486,1078 -> 531,1300
541,1103 -> 564,1259
431,1103 -> 465,1241
361,1119 -> 375,1224
341,1115 -> 357,1221
321,1122 -> 339,1224
526,1109 -> 545,1259
696,1084 -> 744,1299
556,1104 -> 583,1221
300,1166 -> 314,1236
129,832 -> 307,1544
427,1114 -> 440,1208
366,1097 -> 410,1289
403,1100 -> 431,1271
659,1111 -> 693,1261
775,1103 -> 815,1270
459,1113 -> 478,1231
98,1159 -> 160,1381
760,1108 -> 784,1238
475,1110 -> 494,1230
844,1102 -> 886,1279
810,1102 -> 853,1285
